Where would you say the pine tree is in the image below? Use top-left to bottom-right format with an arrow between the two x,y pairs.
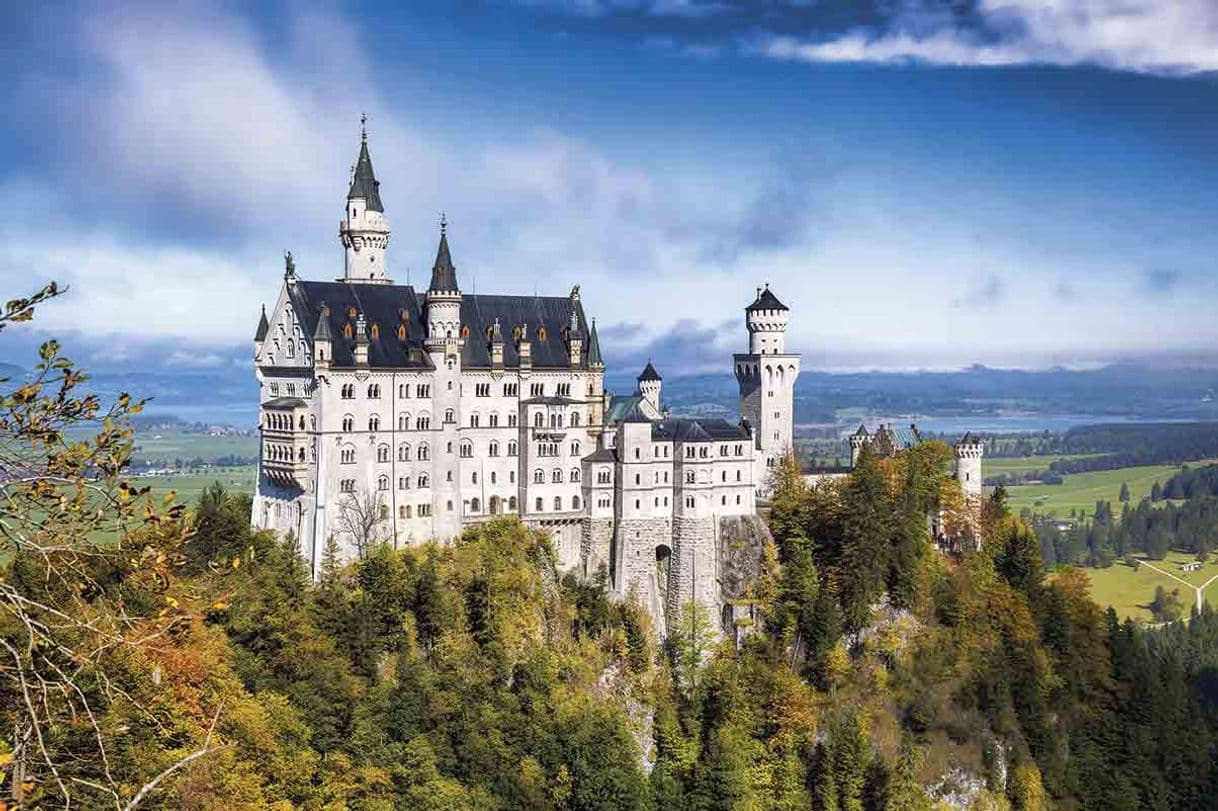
886,735 -> 930,811
838,445 -> 893,632
1119,482 -> 1131,503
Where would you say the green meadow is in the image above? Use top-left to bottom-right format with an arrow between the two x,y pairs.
1082,550 -> 1218,623
1004,463 -> 1184,517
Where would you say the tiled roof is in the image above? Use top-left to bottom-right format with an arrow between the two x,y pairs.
262,396 -> 307,409
652,417 -> 750,442
638,361 -> 662,382
746,285 -> 787,312
347,137 -> 383,212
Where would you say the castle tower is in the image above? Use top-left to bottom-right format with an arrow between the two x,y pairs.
637,361 -> 662,414
734,285 -> 800,489
339,120 -> 392,284
954,432 -> 984,499
425,216 -> 464,539
849,423 -> 869,468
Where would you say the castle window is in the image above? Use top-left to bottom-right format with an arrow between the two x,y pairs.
399,413 -> 410,430
471,497 -> 481,513
554,496 -> 562,510
418,474 -> 429,488
507,441 -> 518,456
418,504 -> 431,517
490,471 -> 497,484
418,444 -> 430,460
508,413 -> 517,427
570,440 -> 580,456
504,383 -> 518,397
460,325 -> 470,339
736,470 -> 741,481
598,469 -> 610,484
369,415 -> 380,431
378,475 -> 389,492
686,471 -> 694,484
534,469 -> 544,484
399,308 -> 409,322
397,325 -> 407,341
416,384 -> 430,398
531,383 -> 544,397
536,497 -> 544,512
538,326 -> 548,341
509,496 -> 517,511
570,468 -> 580,483
368,383 -> 380,398
286,341 -> 295,358
348,307 -> 357,319
340,479 -> 355,493
341,445 -> 356,464
489,441 -> 499,457
342,415 -> 354,432
556,383 -> 570,397
489,413 -> 499,427
509,470 -> 516,483
534,413 -> 544,428
341,384 -> 355,399
571,411 -> 581,427
471,472 -> 478,484
460,441 -> 473,458
370,324 -> 379,340
400,384 -> 409,398
552,469 -> 563,483
736,495 -> 741,504
399,477 -> 409,490
476,383 -> 490,397
416,416 -> 430,430
343,323 -> 353,339
444,409 -> 455,424
469,413 -> 480,428
447,501 -> 453,511
399,505 -> 408,518
635,474 -> 640,485
686,497 -> 695,509
377,444 -> 390,462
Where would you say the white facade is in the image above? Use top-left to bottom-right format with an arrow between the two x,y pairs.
251,132 -> 797,633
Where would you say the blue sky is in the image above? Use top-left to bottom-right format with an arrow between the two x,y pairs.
1,0 -> 1216,375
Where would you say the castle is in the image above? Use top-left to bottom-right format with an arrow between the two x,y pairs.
251,130 -> 797,631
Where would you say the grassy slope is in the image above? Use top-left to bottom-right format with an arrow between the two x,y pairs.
1005,464 -> 1184,517
983,454 -> 1100,477
1084,550 -> 1218,623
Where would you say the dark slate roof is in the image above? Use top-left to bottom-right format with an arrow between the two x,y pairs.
583,447 -> 617,463
289,281 -> 430,369
746,285 -> 788,312
429,225 -> 459,293
652,417 -> 750,442
852,422 -> 870,438
433,292 -> 593,370
587,319 -> 604,366
523,396 -> 582,405
259,366 -> 314,378
957,431 -> 980,446
347,136 -> 383,212
263,396 -> 307,409
638,361 -> 662,382
605,394 -> 646,425
254,305 -> 269,342
313,311 -> 333,342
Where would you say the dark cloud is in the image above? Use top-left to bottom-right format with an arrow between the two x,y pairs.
951,272 -> 1006,308
1142,268 -> 1182,295
602,317 -> 736,379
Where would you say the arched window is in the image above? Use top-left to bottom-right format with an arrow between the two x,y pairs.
398,443 -> 411,461
368,384 -> 380,398
572,495 -> 581,510
286,340 -> 295,358
553,496 -> 561,510
342,415 -> 354,432
368,415 -> 380,431
570,468 -> 580,483
398,413 -> 410,430
598,468 -> 610,484
509,496 -> 517,511
570,440 -> 580,456
377,444 -> 390,462
469,413 -> 480,428
571,411 -> 581,427
489,412 -> 499,427
490,471 -> 497,484
536,497 -> 544,512
378,475 -> 389,491
418,443 -> 430,461
534,412 -> 544,428
444,408 -> 454,424
460,441 -> 473,458
552,469 -> 563,484
508,441 -> 518,456
416,415 -> 430,430
417,474 -> 430,488
508,413 -> 518,427
471,497 -> 481,513
534,469 -> 544,484
310,414 -> 317,430
340,445 -> 356,464
489,441 -> 499,457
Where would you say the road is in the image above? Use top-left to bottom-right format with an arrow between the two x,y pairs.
1138,559 -> 1218,615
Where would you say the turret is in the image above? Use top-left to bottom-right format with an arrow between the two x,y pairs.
567,308 -> 583,367
516,322 -> 532,374
424,215 -> 463,361
254,304 -> 269,359
954,432 -> 984,498
746,284 -> 789,355
849,423 -> 869,468
490,317 -> 505,371
637,361 -> 662,412
339,120 -> 391,284
312,303 -> 332,371
587,318 -> 604,370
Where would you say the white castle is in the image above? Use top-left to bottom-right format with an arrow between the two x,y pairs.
251,130 -> 798,631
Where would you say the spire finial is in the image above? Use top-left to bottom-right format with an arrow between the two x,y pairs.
360,113 -> 367,142
440,211 -> 447,235
284,250 -> 295,278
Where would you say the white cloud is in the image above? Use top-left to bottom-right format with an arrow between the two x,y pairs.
761,0 -> 1218,76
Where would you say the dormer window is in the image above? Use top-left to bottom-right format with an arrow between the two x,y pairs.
537,326 -> 548,341
397,324 -> 407,340
370,323 -> 379,340
460,324 -> 470,339
348,307 -> 358,319
343,323 -> 353,339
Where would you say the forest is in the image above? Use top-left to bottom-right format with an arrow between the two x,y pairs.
5,287 -> 1218,810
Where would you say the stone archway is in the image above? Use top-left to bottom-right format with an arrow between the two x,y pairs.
655,544 -> 672,617
489,495 -> 502,516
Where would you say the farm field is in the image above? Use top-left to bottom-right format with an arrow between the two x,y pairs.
1082,550 -> 1218,623
131,431 -> 258,463
983,454 -> 1100,478
1005,463 -> 1184,517
130,465 -> 258,504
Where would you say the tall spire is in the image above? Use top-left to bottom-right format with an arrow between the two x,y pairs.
347,117 -> 383,213
254,304 -> 270,342
428,213 -> 459,293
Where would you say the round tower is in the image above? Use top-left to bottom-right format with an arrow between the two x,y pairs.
339,119 -> 392,284
746,283 -> 790,355
848,423 -> 870,468
954,432 -> 984,498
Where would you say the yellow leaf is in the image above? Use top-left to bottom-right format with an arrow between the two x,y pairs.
211,601 -> 229,611
232,556 -> 241,569
0,751 -> 11,766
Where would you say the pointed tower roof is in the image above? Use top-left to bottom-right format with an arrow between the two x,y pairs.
638,361 -> 662,382
746,284 -> 788,312
347,125 -> 384,213
587,319 -> 604,366
852,422 -> 870,438
254,305 -> 269,342
313,304 -> 333,341
428,215 -> 460,293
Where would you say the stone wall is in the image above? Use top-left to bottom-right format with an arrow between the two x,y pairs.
672,516 -> 718,631
718,514 -> 773,642
614,517 -> 673,630
582,517 -> 615,579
